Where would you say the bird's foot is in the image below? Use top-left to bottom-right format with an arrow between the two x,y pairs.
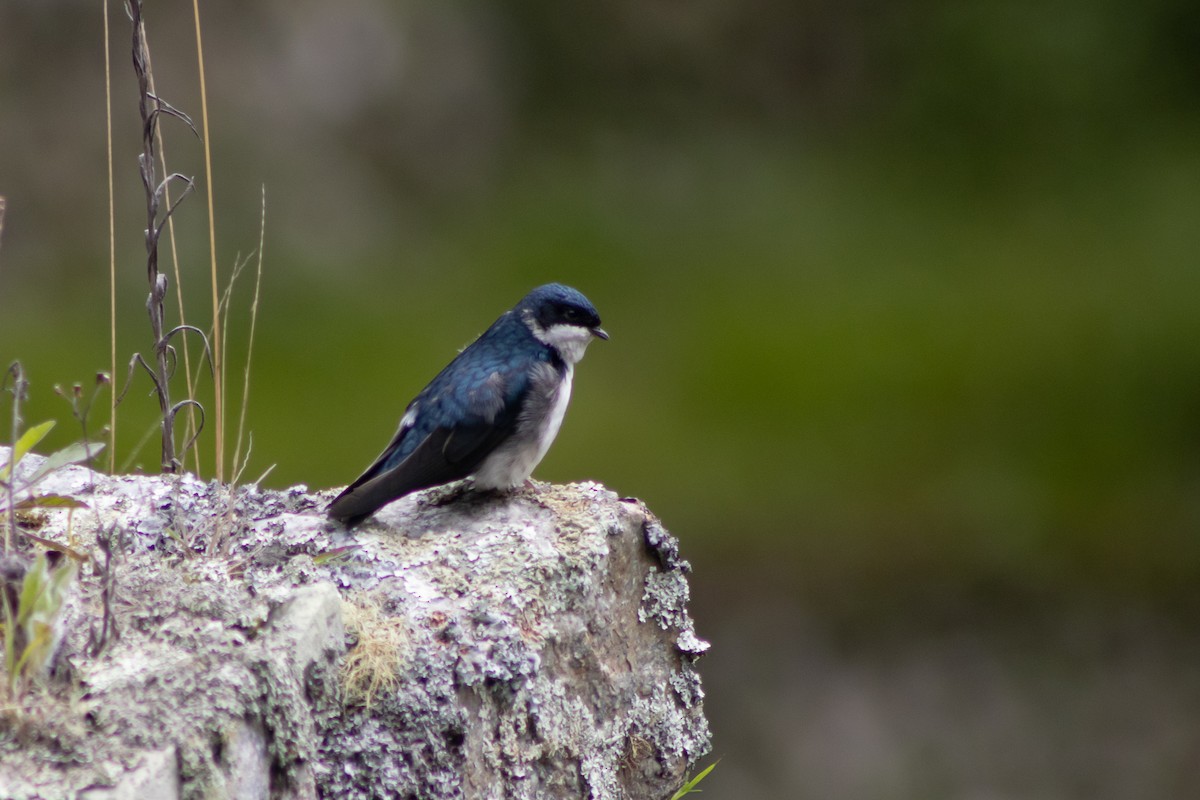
424,481 -> 474,507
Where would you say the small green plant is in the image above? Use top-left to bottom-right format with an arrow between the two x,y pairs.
669,760 -> 718,800
53,372 -> 111,464
1,550 -> 78,697
2,363 -> 107,554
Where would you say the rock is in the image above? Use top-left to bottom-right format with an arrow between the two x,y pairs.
78,747 -> 179,800
0,448 -> 710,799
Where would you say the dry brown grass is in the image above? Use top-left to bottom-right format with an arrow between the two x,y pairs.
339,595 -> 409,710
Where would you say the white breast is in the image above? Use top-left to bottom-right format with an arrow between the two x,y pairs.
535,363 -> 573,463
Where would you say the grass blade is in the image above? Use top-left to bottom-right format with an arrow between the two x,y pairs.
1,420 -> 56,480
670,760 -> 718,800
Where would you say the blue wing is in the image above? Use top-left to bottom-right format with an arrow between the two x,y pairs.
327,314 -> 556,525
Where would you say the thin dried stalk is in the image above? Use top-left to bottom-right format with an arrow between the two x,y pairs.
104,0 -> 116,474
192,0 -> 224,481
233,186 -> 266,481
143,43 -> 202,475
130,0 -> 177,472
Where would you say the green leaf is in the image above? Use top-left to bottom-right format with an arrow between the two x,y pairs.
2,590 -> 16,687
14,494 -> 90,511
15,531 -> 90,563
12,622 -> 52,679
0,420 -> 56,480
670,761 -> 719,800
16,552 -> 76,646
313,545 -> 361,565
15,554 -> 49,628
15,553 -> 49,628
25,441 -> 106,486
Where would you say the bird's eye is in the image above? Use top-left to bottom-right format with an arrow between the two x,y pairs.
563,307 -> 581,321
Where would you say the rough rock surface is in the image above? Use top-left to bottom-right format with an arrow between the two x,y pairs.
0,447 -> 710,799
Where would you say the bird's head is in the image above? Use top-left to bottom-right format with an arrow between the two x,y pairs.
520,283 -> 608,365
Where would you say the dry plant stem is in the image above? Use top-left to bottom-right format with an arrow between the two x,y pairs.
233,187 -> 266,482
192,0 -> 224,482
104,0 -> 117,474
184,253 -> 246,446
130,1 -> 178,473
69,377 -> 109,496
90,526 -> 120,657
213,207 -> 267,556
142,44 -> 202,476
4,362 -> 28,554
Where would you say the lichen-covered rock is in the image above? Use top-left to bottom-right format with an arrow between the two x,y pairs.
0,449 -> 710,799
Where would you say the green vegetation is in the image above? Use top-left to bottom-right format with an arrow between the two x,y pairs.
2,551 -> 77,697
671,760 -> 718,799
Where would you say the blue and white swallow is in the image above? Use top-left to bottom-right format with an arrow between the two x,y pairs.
327,283 -> 608,526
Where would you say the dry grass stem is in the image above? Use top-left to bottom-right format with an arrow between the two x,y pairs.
103,0 -> 116,474
232,187 -> 266,481
192,0 -> 224,482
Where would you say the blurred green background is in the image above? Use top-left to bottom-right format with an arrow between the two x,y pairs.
3,1 -> 1200,796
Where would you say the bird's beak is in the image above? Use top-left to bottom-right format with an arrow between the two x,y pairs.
591,326 -> 609,341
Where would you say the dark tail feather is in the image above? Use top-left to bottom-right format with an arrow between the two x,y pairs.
326,446 -> 404,527
326,463 -> 425,527
326,483 -> 384,527
327,504 -> 372,528
327,427 -> 475,526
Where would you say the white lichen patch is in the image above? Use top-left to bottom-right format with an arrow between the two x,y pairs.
0,447 -> 710,800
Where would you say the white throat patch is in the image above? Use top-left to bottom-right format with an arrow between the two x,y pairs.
527,318 -> 596,365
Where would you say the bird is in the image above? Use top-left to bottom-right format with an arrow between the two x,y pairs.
327,283 -> 608,527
